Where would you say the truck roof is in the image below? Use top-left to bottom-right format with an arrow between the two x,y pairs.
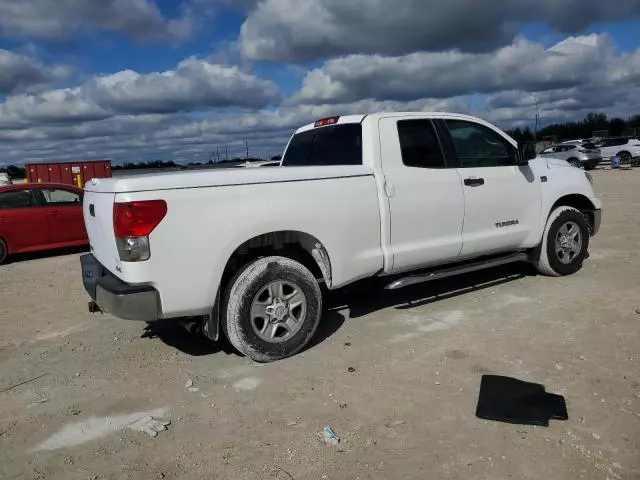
295,112 -> 493,134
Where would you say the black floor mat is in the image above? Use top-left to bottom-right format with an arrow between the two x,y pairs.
476,375 -> 568,426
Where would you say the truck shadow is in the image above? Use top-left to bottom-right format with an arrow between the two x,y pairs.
325,263 -> 532,320
141,319 -> 232,357
142,263 -> 531,358
142,309 -> 347,358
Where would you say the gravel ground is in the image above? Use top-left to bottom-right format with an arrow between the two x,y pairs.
1,168 -> 639,480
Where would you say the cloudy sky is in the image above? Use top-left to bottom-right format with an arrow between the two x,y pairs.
1,0 -> 640,166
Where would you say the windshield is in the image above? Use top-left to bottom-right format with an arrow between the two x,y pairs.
281,124 -> 362,166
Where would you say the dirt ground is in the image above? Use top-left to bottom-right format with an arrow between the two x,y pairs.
1,168 -> 639,480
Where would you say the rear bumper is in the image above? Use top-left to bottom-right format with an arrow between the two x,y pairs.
81,254 -> 160,321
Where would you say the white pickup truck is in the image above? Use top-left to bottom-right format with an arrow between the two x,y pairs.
81,112 -> 602,362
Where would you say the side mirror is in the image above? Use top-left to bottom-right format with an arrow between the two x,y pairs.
517,142 -> 537,165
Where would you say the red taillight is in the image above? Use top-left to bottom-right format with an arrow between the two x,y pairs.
314,116 -> 340,128
114,200 -> 167,237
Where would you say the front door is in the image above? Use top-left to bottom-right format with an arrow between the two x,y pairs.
440,119 -> 541,259
379,117 -> 465,273
0,188 -> 49,252
37,187 -> 86,244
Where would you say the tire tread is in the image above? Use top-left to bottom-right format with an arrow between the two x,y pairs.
223,256 -> 322,362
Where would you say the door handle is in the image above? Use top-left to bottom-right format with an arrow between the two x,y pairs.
47,210 -> 62,216
464,177 -> 485,187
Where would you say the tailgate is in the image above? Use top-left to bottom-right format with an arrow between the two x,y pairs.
83,190 -> 121,276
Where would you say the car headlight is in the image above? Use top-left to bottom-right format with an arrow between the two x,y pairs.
585,172 -> 593,184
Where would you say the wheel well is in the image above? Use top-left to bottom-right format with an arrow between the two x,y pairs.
552,194 -> 597,232
0,237 -> 7,263
220,231 -> 332,295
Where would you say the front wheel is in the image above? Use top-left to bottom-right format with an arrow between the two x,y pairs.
567,158 -> 582,168
534,206 -> 590,277
223,256 -> 322,362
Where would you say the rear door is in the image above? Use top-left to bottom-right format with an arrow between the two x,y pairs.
379,117 -> 465,273
37,187 -> 87,244
440,118 -> 542,258
0,189 -> 49,252
596,139 -> 619,158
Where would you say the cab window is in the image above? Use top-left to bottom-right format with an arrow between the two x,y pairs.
445,120 -> 517,168
397,120 -> 447,168
282,124 -> 362,166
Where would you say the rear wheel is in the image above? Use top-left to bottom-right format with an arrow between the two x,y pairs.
0,239 -> 7,265
223,256 -> 322,362
567,158 -> 582,168
618,151 -> 632,166
534,206 -> 590,277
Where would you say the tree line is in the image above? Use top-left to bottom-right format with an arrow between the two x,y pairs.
507,112 -> 640,143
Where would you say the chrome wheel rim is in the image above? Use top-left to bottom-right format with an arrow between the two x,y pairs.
250,280 -> 307,343
555,221 -> 582,265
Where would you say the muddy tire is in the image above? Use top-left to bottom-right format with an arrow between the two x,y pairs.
222,256 -> 322,362
534,206 -> 590,277
0,238 -> 7,265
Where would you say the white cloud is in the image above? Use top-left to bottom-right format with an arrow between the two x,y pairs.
0,0 -> 197,43
238,0 -> 640,61
0,48 -> 68,94
83,58 -> 281,114
294,35 -> 622,104
0,58 -> 280,130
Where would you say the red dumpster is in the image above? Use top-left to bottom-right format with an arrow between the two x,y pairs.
25,160 -> 112,188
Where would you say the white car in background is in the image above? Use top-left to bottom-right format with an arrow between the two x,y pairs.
539,143 -> 602,170
595,138 -> 640,165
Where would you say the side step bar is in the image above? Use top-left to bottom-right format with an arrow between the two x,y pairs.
385,252 -> 529,290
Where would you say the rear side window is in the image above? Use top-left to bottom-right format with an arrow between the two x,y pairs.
397,120 -> 446,168
41,188 -> 82,205
0,189 -> 37,209
445,120 -> 517,168
282,124 -> 362,166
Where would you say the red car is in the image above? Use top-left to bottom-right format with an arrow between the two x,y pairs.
0,183 -> 88,264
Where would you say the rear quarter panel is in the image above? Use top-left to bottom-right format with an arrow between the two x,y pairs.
116,173 -> 383,318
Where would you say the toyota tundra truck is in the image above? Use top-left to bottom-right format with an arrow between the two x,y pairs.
81,112 -> 602,362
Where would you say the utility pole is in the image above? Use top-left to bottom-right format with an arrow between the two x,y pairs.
225,145 -> 229,161
534,97 -> 540,142
245,140 -> 249,159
